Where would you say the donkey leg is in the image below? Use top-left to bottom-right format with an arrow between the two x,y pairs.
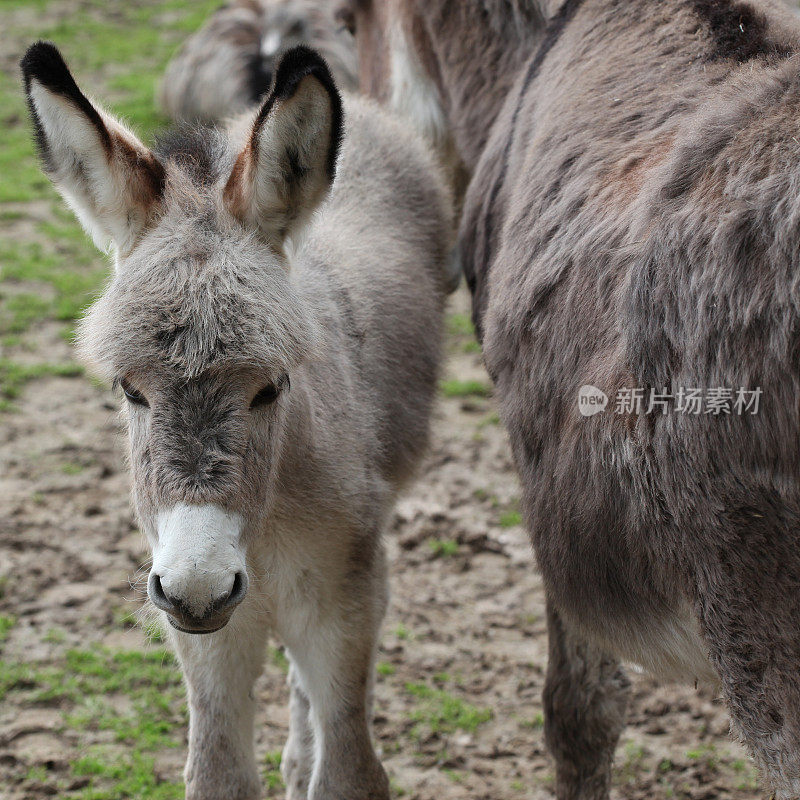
695,582 -> 800,798
282,662 -> 314,800
721,658 -> 800,800
543,601 -> 631,800
170,611 -> 268,800
283,544 -> 389,800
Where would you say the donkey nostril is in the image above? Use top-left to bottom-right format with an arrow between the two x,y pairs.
221,571 -> 248,610
148,569 -> 247,620
148,571 -> 176,613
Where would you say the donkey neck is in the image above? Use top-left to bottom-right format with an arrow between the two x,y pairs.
402,0 -> 547,172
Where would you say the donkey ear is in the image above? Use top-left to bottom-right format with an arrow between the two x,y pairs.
223,46 -> 343,250
20,42 -> 165,255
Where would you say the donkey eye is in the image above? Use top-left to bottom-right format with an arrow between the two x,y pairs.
250,375 -> 289,410
120,378 -> 149,408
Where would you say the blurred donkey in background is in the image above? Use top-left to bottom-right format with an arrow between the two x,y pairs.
159,0 -> 358,124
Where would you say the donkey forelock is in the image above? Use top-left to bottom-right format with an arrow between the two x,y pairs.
77,176 -> 322,383
77,110 -> 332,384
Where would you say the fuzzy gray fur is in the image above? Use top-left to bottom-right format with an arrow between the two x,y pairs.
25,41 -> 452,799
350,0 -> 800,796
92,96 -> 450,799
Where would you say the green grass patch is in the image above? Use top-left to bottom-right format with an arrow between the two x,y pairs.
394,624 -> 411,641
61,461 -> 84,475
440,379 -> 492,399
0,614 -> 16,643
72,748 -> 184,799
43,627 -> 66,644
519,712 -> 544,730
390,777 -> 407,797
428,538 -> 459,558
0,359 -> 83,403
1,645 -> 182,714
263,750 -> 284,795
445,313 -> 481,353
686,743 -> 718,771
1,644 -> 186,797
732,757 -> 759,791
446,313 -> 475,337
499,509 -> 522,528
404,680 -> 492,737
616,741 -> 647,784
25,764 -> 48,783
269,646 -> 289,673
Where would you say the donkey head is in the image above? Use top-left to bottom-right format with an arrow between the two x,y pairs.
22,42 -> 343,634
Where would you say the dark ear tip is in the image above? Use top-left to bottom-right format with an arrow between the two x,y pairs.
269,46 -> 344,181
20,41 -> 69,89
20,42 -> 111,164
272,45 -> 338,99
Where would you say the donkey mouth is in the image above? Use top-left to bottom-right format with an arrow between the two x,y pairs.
166,614 -> 231,635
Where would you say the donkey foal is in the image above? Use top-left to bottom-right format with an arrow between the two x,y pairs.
22,42 -> 452,800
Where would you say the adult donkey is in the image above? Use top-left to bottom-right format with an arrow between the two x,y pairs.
22,41 -> 452,800
339,0 -> 800,797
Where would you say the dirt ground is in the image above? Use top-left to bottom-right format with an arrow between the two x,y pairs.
0,283 -> 764,800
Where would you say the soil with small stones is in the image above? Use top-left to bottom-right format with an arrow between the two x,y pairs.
0,286 -> 763,800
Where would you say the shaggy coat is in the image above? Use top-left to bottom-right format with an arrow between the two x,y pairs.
342,0 -> 800,797
22,41 -> 452,800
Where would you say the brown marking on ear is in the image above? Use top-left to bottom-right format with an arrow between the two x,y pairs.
223,78 -> 279,222
223,141 -> 254,221
113,133 -> 167,210
95,119 -> 167,229
223,47 -> 343,228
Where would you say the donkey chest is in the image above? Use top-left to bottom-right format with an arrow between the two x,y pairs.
248,521 -> 356,633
